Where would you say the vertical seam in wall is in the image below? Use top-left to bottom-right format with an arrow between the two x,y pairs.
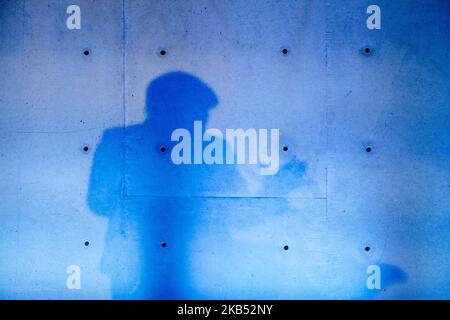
13,0 -> 28,293
121,0 -> 127,128
324,1 -> 332,224
120,0 -> 128,221
324,0 -> 332,296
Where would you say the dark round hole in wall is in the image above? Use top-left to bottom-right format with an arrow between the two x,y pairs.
365,146 -> 372,153
160,49 -> 167,56
160,146 -> 167,153
283,146 -> 289,152
365,246 -> 371,252
83,146 -> 89,153
84,241 -> 90,247
363,47 -> 372,55
83,49 -> 90,56
282,48 -> 289,55
161,242 -> 167,248
283,245 -> 289,250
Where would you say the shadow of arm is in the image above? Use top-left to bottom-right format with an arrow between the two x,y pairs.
87,128 -> 125,217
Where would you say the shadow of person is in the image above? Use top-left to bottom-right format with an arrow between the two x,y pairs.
88,72 -> 230,299
88,71 -> 313,299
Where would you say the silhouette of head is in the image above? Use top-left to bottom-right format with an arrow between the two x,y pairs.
145,72 -> 218,132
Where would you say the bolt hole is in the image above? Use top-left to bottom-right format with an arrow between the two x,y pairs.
83,49 -> 90,56
283,245 -> 289,250
82,145 -> 89,153
84,241 -> 90,247
365,246 -> 371,252
160,146 -> 166,153
159,49 -> 166,56
282,48 -> 289,55
161,242 -> 167,248
365,146 -> 372,153
283,146 -> 289,152
363,47 -> 372,55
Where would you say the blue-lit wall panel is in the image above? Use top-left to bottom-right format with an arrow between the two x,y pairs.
0,0 -> 449,299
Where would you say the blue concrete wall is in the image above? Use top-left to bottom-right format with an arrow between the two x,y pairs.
0,0 -> 449,299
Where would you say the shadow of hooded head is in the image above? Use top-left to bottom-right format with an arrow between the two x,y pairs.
88,72 -> 218,299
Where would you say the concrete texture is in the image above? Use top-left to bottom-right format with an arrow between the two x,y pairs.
0,0 -> 450,299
